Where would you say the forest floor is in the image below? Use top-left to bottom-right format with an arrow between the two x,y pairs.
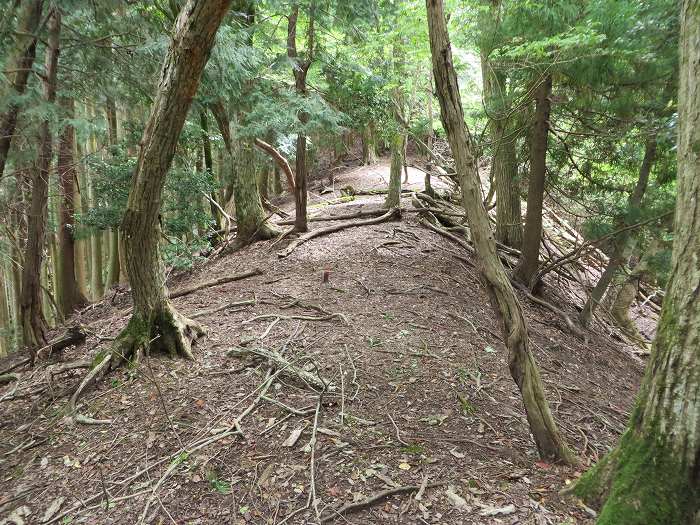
0,158 -> 652,525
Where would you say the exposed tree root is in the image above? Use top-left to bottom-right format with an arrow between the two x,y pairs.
277,207 -> 400,258
0,373 -> 19,385
65,353 -> 113,425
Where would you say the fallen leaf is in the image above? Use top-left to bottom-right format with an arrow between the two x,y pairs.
449,448 -> 465,459
328,485 -> 342,497
534,461 -> 552,470
398,462 -> 411,470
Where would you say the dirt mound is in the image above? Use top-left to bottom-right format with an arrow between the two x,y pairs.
0,161 -> 648,524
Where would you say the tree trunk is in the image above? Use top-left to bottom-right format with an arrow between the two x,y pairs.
426,0 -> 575,464
105,97 -> 121,288
56,97 -> 89,316
20,7 -> 60,361
287,3 -> 314,233
361,123 -> 377,165
570,6 -> 700,519
231,141 -> 278,245
385,133 -> 404,209
579,138 -> 657,327
514,75 -> 552,289
0,265 -> 9,356
0,0 -> 43,179
111,0 -> 231,365
200,108 -> 220,228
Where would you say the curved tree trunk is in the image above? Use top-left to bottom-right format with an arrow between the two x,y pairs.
111,0 -> 231,365
56,97 -> 89,316
514,75 -> 552,289
0,0 -> 43,179
571,6 -> 700,520
426,0 -> 575,465
21,7 -> 61,362
579,137 -> 656,327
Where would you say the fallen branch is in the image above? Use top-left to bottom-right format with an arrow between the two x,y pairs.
228,346 -> 331,391
276,208 -> 385,226
190,297 -> 256,319
169,268 -> 263,299
278,208 -> 400,258
245,312 -> 348,325
320,483 -> 445,523
512,282 -> 586,339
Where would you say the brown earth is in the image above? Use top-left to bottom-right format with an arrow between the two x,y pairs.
0,159 -> 650,525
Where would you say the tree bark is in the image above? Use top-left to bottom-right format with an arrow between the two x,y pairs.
570,4 -> 700,519
230,140 -> 279,245
199,108 -> 220,228
20,7 -> 61,361
426,0 -> 575,464
112,0 -> 231,364
56,97 -> 89,316
0,0 -> 43,179
384,133 -> 405,209
287,2 -> 315,233
104,97 -> 121,288
514,75 -> 552,289
578,138 -> 656,327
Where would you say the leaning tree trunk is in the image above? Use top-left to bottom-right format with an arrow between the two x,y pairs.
0,0 -> 43,179
20,7 -> 61,361
579,137 -> 656,327
110,0 -> 231,366
426,0 -> 575,464
514,75 -> 552,289
569,5 -> 700,519
56,97 -> 88,316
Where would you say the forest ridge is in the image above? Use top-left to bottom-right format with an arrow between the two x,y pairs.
0,1 -> 698,524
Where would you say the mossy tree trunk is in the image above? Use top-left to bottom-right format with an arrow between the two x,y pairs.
570,4 -> 700,521
21,7 -> 61,360
514,75 -> 552,289
0,0 -> 43,179
111,0 -> 231,365
579,137 -> 656,327
426,0 -> 575,465
56,97 -> 89,316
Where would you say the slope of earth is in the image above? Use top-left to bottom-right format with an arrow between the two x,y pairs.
0,159 -> 648,525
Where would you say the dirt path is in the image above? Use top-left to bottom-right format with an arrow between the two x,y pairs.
0,160 -> 645,524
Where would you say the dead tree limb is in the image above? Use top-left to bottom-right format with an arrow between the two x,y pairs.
276,208 -> 385,226
277,208 -> 400,258
169,268 -> 263,299
320,483 -> 445,523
